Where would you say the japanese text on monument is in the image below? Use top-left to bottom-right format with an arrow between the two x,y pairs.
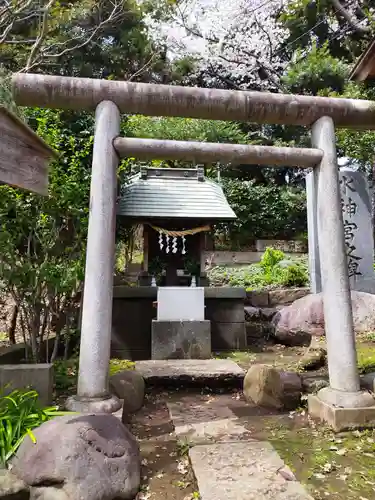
340,174 -> 362,279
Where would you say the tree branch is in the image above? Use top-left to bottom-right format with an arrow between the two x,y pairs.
331,0 -> 370,33
24,0 -> 55,72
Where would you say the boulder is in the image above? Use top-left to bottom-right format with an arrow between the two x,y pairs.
0,469 -> 29,500
109,370 -> 145,415
279,371 -> 302,410
11,414 -> 140,500
243,365 -> 283,409
30,487 -> 69,500
243,365 -> 302,410
273,291 -> 375,346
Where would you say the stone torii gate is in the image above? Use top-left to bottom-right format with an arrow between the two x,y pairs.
11,73 -> 375,429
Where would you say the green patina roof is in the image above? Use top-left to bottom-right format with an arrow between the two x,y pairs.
117,167 -> 236,221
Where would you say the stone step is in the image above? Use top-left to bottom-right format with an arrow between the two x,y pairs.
135,359 -> 245,387
189,441 -> 313,500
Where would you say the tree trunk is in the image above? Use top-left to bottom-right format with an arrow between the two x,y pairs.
7,304 -> 18,344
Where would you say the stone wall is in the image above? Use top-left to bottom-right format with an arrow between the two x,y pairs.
245,288 -> 310,344
204,240 -> 307,267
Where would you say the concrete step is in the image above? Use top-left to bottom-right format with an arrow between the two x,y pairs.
190,441 -> 313,500
135,359 -> 245,387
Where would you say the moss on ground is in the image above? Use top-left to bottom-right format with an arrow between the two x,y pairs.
357,343 -> 375,374
265,415 -> 375,499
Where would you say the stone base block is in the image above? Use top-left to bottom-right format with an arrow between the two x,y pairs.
152,320 -> 211,360
211,322 -> 247,351
308,394 -> 375,431
65,394 -> 121,413
0,364 -> 53,406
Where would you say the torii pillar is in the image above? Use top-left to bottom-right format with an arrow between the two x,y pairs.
66,101 -> 121,413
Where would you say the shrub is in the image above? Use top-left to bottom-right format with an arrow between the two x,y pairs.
279,264 -> 308,288
207,248 -> 309,290
260,247 -> 285,270
0,388 -> 66,465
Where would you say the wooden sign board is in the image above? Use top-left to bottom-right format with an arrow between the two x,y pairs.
0,106 -> 56,195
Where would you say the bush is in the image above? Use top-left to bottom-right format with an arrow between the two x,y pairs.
0,388 -> 66,465
207,247 -> 309,290
218,179 -> 307,247
279,264 -> 308,288
260,247 -> 285,270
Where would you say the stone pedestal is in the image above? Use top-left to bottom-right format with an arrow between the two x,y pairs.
151,320 -> 211,359
308,394 -> 375,432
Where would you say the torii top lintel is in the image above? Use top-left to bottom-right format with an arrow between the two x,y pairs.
11,73 -> 375,130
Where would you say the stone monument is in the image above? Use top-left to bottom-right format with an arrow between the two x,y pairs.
307,165 -> 375,294
152,287 -> 211,359
339,166 -> 375,292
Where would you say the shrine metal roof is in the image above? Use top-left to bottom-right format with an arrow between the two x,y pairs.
117,167 -> 237,220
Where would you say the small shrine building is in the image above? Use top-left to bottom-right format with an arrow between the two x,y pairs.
112,166 -> 246,360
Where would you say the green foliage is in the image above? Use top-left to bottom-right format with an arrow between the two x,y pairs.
357,345 -> 375,374
0,108 -> 92,362
260,247 -> 286,270
283,43 -> 349,95
109,359 -> 135,376
54,358 -> 135,393
0,0 -> 171,80
54,358 -> 79,392
219,179 -> 307,245
208,249 -> 308,290
124,115 -> 248,144
280,264 -> 309,288
0,388 -> 67,465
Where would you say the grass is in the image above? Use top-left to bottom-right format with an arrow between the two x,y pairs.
0,388 -> 68,465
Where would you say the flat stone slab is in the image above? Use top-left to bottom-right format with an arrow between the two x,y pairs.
167,394 -> 251,444
135,359 -> 245,386
189,441 -> 313,500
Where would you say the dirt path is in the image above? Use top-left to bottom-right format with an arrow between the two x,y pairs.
130,388 -> 375,500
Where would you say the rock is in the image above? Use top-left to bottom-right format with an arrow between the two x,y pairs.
109,370 -> 145,414
273,291 -> 375,346
244,307 -> 260,321
302,375 -> 329,394
243,365 -> 283,409
268,288 -> 309,307
11,414 -> 140,500
280,371 -> 302,393
0,469 -> 29,500
245,291 -> 269,307
243,365 -> 302,410
279,371 -> 302,410
361,372 -> 375,393
259,307 -> 279,321
30,487 -> 69,500
298,347 -> 326,371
